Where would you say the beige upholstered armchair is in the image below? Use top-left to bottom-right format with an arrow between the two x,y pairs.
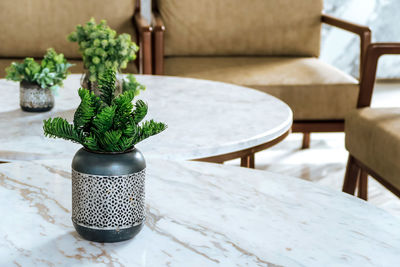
343,43 -> 400,201
152,0 -> 371,149
0,0 -> 152,77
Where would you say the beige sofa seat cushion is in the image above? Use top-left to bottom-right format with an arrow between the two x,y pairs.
345,108 -> 400,190
158,0 -> 322,57
0,0 -> 137,59
164,57 -> 359,120
0,59 -> 138,78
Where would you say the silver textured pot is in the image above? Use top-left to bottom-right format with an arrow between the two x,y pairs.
20,81 -> 54,112
71,147 -> 146,243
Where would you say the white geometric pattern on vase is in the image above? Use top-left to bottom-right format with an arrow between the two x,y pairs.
71,169 -> 146,230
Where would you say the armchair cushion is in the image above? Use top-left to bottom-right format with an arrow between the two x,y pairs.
157,0 -> 322,57
0,0 -> 137,59
164,56 -> 359,120
0,59 -> 137,78
345,108 -> 400,190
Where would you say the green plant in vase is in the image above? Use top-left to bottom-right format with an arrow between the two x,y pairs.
43,69 -> 166,152
43,69 -> 166,243
68,18 -> 143,96
5,48 -> 72,112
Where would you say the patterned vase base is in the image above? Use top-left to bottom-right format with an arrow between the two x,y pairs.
72,168 -> 146,242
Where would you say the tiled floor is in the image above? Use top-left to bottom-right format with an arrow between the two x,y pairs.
227,82 -> 400,218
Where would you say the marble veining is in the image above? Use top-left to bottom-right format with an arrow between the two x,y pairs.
0,75 -> 292,161
0,159 -> 399,266
321,0 -> 400,79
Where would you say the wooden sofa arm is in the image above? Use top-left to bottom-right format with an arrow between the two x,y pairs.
321,14 -> 371,81
358,43 -> 400,108
152,11 -> 165,75
133,13 -> 152,74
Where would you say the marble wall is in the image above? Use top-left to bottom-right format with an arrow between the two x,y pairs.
321,0 -> 400,79
142,0 -> 399,79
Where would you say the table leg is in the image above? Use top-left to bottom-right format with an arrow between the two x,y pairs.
302,133 -> 310,149
240,153 -> 255,168
248,153 -> 255,168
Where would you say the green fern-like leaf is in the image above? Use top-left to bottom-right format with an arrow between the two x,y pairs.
123,117 -> 139,137
92,105 -> 116,134
134,120 -> 167,144
83,133 -> 99,151
43,117 -> 82,143
117,136 -> 135,151
97,130 -> 122,151
98,68 -> 116,105
112,90 -> 134,128
132,100 -> 148,124
74,88 -> 97,130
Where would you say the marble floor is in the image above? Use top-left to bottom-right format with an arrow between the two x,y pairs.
227,82 -> 400,219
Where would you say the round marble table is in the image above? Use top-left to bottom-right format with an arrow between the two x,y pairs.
0,75 -> 292,166
0,159 -> 399,266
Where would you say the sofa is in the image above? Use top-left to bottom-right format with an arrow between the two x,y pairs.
0,0 -> 151,77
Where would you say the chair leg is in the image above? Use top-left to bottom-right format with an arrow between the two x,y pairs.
301,133 -> 310,149
240,153 -> 255,168
343,155 -> 360,195
357,170 -> 368,200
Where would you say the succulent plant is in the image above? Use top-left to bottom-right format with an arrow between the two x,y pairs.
5,48 -> 72,90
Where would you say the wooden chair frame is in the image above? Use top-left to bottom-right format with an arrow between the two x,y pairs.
133,0 -> 152,74
286,15 -> 372,148
343,43 -> 400,200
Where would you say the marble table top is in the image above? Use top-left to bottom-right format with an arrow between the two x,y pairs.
0,74 -> 292,162
1,159 -> 399,266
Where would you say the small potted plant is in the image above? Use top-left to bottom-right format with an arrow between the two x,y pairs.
43,69 -> 166,243
5,48 -> 72,112
68,18 -> 141,95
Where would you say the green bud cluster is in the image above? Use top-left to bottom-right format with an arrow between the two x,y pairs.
5,48 -> 73,90
68,18 -> 139,82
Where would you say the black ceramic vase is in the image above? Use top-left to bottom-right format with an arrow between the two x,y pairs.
71,147 -> 146,243
20,81 -> 54,112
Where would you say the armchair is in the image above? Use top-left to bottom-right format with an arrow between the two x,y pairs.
151,0 -> 371,166
343,43 -> 400,200
0,0 -> 152,76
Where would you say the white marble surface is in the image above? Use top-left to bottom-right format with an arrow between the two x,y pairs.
0,159 -> 400,266
0,74 -> 292,161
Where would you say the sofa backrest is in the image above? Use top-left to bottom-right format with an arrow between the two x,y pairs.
0,0 -> 137,59
157,0 -> 323,57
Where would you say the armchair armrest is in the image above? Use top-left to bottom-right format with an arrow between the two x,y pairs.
321,14 -> 371,81
133,13 -> 152,74
152,11 -> 165,75
358,43 -> 400,107
321,14 -> 371,36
